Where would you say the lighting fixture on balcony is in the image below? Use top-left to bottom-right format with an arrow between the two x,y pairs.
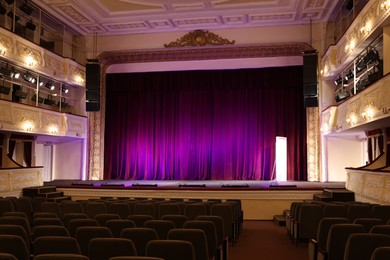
10,68 -> 20,79
334,77 -> 342,86
22,71 -> 36,84
62,86 -> 69,94
344,70 -> 354,82
45,81 -> 55,90
25,20 -> 36,31
19,0 -> 33,15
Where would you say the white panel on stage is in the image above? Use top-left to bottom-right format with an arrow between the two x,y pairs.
275,136 -> 287,181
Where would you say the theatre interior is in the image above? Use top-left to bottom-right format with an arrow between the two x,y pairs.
1,0 -> 390,259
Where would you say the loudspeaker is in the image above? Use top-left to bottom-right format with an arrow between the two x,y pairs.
304,83 -> 318,96
304,96 -> 318,108
303,53 -> 318,85
86,63 -> 100,111
86,63 -> 100,90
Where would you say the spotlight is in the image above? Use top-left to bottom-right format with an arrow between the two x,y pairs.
344,70 -> 354,82
10,68 -> 20,79
334,77 -> 342,86
62,86 -> 69,94
45,81 -> 55,90
363,49 -> 379,65
335,88 -> 350,102
25,20 -> 36,31
39,81 -> 43,87
0,64 -> 11,77
19,1 -> 33,15
22,72 -> 36,84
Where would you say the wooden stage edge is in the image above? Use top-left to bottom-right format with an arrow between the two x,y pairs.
48,180 -> 347,220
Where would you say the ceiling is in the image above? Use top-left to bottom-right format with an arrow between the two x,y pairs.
32,0 -> 345,36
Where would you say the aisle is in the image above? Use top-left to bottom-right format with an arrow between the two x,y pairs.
229,221 -> 309,260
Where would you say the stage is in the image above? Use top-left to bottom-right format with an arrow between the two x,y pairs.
46,180 -> 346,220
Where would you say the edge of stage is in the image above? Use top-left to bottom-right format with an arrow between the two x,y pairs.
47,180 -> 346,220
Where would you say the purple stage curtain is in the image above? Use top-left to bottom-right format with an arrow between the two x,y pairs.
104,67 -> 307,181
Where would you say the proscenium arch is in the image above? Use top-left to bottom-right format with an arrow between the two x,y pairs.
87,42 -> 317,180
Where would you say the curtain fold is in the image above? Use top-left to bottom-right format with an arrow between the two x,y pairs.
104,66 -> 307,180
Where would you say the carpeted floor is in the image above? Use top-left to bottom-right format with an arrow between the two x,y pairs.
229,221 -> 308,260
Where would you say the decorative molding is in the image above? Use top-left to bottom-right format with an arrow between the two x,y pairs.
164,30 -> 235,48
0,168 -> 43,197
307,107 -> 320,181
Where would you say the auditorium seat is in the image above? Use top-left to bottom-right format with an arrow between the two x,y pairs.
146,240 -> 196,260
317,223 -> 365,260
105,219 -> 136,237
0,253 -> 17,260
61,201 -> 85,215
168,228 -> 209,260
109,203 -> 131,219
63,213 -> 89,228
109,257 -> 164,260
32,197 -> 46,213
88,237 -> 137,260
75,226 -> 113,256
0,224 -> 32,253
127,215 -> 154,227
196,215 -> 226,260
184,203 -> 207,220
322,204 -> 348,218
67,219 -> 99,237
32,225 -> 70,241
370,247 -> 390,260
16,197 -> 34,224
0,216 -> 32,236
0,234 -> 30,260
183,220 -> 218,259
344,233 -> 390,260
85,202 -> 108,219
353,218 -> 384,232
161,214 -> 188,228
308,217 -> 348,260
33,212 -> 59,220
370,225 -> 390,236
0,199 -> 16,217
3,211 -> 29,219
33,236 -> 81,256
134,203 -> 157,219
211,203 -> 235,245
293,204 -> 323,246
347,204 -> 371,222
158,203 -> 181,218
41,202 -> 63,219
33,217 -> 64,227
95,213 -> 120,226
371,205 -> 390,223
120,228 -> 159,256
32,253 -> 89,260
144,219 -> 175,240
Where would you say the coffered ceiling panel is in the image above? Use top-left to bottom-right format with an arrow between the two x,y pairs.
32,0 -> 344,35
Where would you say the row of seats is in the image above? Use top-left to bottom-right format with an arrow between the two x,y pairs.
286,201 -> 390,246
309,217 -> 390,260
0,196 -> 243,260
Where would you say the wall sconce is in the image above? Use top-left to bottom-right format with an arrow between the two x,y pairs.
23,121 -> 34,132
0,41 -> 6,55
346,114 -> 357,126
25,53 -> 36,67
49,125 -> 58,135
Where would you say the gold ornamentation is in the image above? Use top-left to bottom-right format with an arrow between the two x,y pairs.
164,30 -> 235,48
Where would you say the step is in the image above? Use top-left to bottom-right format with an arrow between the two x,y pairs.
23,186 -> 57,197
323,188 -> 355,202
313,194 -> 333,202
39,191 -> 64,198
46,196 -> 72,202
273,215 -> 286,226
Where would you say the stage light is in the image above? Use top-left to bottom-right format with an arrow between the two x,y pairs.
62,86 -> 69,93
0,64 -> 11,77
22,71 -> 36,84
335,88 -> 350,102
45,81 -> 55,90
344,70 -> 354,82
19,1 -> 33,15
334,77 -> 342,86
25,20 -> 36,31
10,68 -> 20,79
7,11 -> 20,22
363,49 -> 379,65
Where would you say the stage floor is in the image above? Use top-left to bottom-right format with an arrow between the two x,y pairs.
45,179 -> 346,191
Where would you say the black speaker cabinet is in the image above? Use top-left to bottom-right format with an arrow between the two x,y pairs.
304,96 -> 318,108
86,63 -> 100,111
303,52 -> 318,85
86,63 -> 100,90
304,83 -> 318,96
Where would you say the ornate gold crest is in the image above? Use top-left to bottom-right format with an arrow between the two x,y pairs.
164,30 -> 235,48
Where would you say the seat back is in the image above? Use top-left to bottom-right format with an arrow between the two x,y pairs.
127,215 -> 154,227
67,219 -> 99,237
61,201 -> 84,215
316,217 -> 349,250
85,202 -> 107,219
88,237 -> 137,260
370,246 -> 390,260
168,228 -> 209,260
41,202 -> 63,219
146,240 -> 196,260
158,203 -> 181,218
353,218 -> 384,232
0,224 -> 31,253
75,226 -> 113,255
33,236 -> 81,255
32,225 -> 70,241
109,203 -> 131,219
120,227 -> 159,256
144,220 -> 175,240
32,254 -> 89,260
95,213 -> 120,226
161,214 -> 189,229
183,220 -> 217,258
0,234 -> 30,260
134,203 -> 157,219
33,217 -> 64,227
105,219 -> 136,237
371,205 -> 390,223
0,216 -> 31,235
184,204 -> 207,220
344,233 -> 390,260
